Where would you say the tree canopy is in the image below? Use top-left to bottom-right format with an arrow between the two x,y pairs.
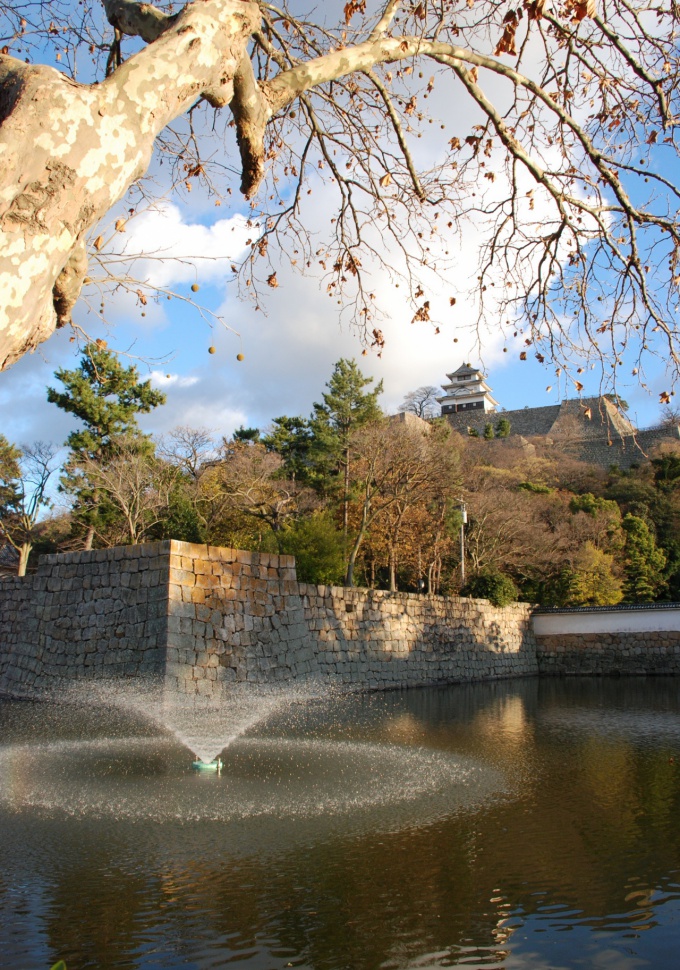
1,0 -> 680,397
46,340 -> 166,547
47,341 -> 166,458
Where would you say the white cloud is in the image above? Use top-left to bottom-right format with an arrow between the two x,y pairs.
150,370 -> 200,389
110,202 -> 252,289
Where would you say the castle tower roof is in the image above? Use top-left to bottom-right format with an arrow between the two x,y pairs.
437,362 -> 499,415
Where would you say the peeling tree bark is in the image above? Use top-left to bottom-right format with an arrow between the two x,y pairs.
0,0 -> 436,371
1,0 -> 676,380
0,0 -> 261,370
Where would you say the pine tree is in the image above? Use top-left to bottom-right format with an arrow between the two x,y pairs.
262,416 -> 314,483
495,417 -> 511,438
233,426 -> 260,443
0,435 -> 21,518
622,514 -> 667,602
47,342 -> 166,458
47,342 -> 166,547
309,359 -> 383,536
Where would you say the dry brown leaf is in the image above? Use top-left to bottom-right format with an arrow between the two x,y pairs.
494,10 -> 520,57
412,301 -> 431,323
343,0 -> 366,24
567,0 -> 596,21
524,0 -> 546,19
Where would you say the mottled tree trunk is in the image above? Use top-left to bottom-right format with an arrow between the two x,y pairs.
388,548 -> 397,592
17,543 -> 31,577
0,0 -> 260,370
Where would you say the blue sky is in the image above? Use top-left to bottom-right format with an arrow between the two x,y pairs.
2,218 -> 671,455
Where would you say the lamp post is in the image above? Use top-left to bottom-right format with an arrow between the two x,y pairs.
459,499 -> 467,587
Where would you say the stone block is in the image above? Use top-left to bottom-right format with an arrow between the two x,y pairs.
172,601 -> 197,619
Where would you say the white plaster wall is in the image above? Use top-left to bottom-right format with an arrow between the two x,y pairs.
533,608 -> 680,636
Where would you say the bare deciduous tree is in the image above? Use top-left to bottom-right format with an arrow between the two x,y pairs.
1,0 -> 679,393
0,442 -> 58,575
160,426 -> 218,480
75,439 -> 179,543
397,387 -> 441,420
369,419 -> 458,590
216,439 -> 316,533
345,416 -> 457,586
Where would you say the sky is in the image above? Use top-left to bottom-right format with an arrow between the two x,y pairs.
1,4 -> 677,454
1,188 -> 672,455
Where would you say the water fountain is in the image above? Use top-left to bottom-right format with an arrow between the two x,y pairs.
0,678 -> 504,828
2,677 -> 680,970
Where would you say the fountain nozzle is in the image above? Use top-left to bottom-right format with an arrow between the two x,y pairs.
192,758 -> 222,773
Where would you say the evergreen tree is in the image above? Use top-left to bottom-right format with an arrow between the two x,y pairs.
309,359 -> 383,534
622,514 -> 667,602
278,512 -> 345,585
495,417 -> 511,438
232,426 -> 260,443
262,416 -> 314,483
0,435 -> 21,517
47,342 -> 166,547
47,342 -> 166,457
483,422 -> 494,440
462,568 -> 518,607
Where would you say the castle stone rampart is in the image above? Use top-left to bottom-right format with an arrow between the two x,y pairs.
5,543 -> 680,696
0,541 -> 537,696
444,396 -> 679,469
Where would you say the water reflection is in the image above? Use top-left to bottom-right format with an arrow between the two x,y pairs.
1,677 -> 679,969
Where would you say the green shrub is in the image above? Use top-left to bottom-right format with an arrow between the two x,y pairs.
495,417 -> 511,438
518,481 -> 553,494
462,569 -> 518,606
278,512 -> 345,585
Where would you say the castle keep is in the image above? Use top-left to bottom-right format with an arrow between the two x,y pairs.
439,364 -> 680,469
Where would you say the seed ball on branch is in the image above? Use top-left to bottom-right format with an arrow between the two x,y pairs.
208,346 -> 216,354
191,283 -> 200,292
237,353 -> 244,361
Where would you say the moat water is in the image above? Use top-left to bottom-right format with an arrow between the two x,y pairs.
1,677 -> 680,969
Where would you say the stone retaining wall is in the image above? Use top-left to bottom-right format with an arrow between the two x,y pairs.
536,631 -> 680,675
0,544 -> 170,693
163,543 -> 537,695
444,397 -> 680,470
0,540 -> 537,696
5,541 -> 678,694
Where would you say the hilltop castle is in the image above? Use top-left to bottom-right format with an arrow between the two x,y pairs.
438,363 -> 679,469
